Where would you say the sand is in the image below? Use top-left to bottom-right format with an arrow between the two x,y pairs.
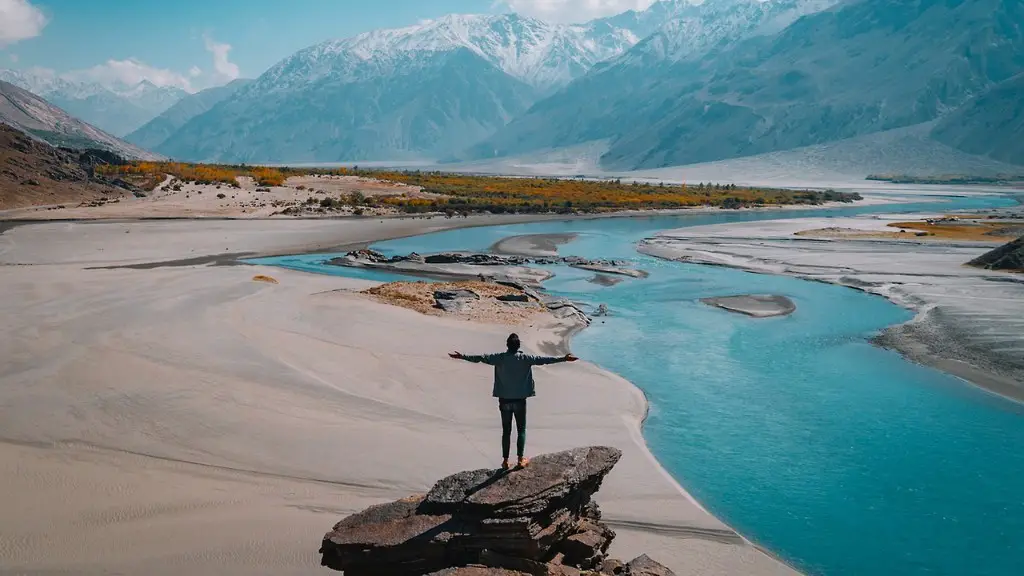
641,214 -> 1024,401
701,295 -> 797,318
0,174 -> 433,221
283,174 -> 437,199
491,233 -> 579,257
0,218 -> 798,576
795,217 -> 1024,242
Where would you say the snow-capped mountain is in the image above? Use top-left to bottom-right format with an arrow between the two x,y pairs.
470,0 -> 1024,169
614,0 -> 839,66
591,0 -> 701,41
0,69 -> 188,137
256,13 -> 642,94
155,10 -> 664,163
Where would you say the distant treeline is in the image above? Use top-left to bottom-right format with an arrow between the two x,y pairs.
357,170 -> 862,213
97,162 -> 292,188
867,173 -> 1024,185
96,161 -> 862,214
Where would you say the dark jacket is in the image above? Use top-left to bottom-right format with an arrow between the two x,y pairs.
462,350 -> 567,399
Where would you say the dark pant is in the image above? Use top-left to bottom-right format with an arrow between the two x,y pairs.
498,398 -> 527,460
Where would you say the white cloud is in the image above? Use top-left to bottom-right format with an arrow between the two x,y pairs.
0,0 -> 48,46
12,31 -> 241,95
499,0 -> 657,23
65,58 -> 194,92
203,34 -> 240,83
59,33 -> 242,94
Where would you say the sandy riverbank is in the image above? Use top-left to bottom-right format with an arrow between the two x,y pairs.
0,218 -> 798,576
640,211 -> 1024,402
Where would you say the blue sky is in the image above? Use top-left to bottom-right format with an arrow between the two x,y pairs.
0,0 -> 656,92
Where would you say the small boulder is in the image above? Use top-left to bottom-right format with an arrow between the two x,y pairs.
434,289 -> 481,301
625,554 -> 677,576
598,558 -> 625,575
497,294 -> 530,303
554,518 -> 615,569
434,289 -> 481,313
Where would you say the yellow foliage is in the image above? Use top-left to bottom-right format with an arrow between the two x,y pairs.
96,162 -> 287,189
95,161 -> 855,213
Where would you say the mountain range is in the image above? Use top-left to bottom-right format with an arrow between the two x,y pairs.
5,0 -> 1021,171
124,79 -> 253,151
0,69 -> 188,137
151,10 -> 680,164
0,80 -> 158,160
469,0 -> 1024,169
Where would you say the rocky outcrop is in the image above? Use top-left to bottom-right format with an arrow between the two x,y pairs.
319,446 -> 676,576
435,289 -> 481,313
328,250 -> 647,282
327,250 -> 554,287
969,237 -> 1024,272
334,250 -> 597,327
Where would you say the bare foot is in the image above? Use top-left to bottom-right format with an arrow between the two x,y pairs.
516,457 -> 529,469
501,459 -> 510,471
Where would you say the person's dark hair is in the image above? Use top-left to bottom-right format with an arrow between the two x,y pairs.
506,333 -> 521,352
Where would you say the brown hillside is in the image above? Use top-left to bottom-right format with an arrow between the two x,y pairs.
0,124 -> 132,211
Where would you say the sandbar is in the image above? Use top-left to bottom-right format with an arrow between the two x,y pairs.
491,233 -> 579,257
702,295 -> 796,318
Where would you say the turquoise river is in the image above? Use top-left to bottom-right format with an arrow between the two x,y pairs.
251,195 -> 1024,576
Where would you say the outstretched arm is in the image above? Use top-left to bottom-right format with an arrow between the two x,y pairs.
449,352 -> 502,365
525,353 -> 578,366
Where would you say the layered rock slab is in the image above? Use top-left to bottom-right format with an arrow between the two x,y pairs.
319,446 -> 674,576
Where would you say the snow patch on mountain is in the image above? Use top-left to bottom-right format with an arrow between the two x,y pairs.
615,0 -> 840,66
258,13 -> 644,92
0,68 -> 187,104
0,68 -> 189,136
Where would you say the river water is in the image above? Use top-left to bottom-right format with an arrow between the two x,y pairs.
251,195 -> 1024,576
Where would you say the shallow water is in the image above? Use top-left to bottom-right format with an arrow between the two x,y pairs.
251,195 -> 1024,576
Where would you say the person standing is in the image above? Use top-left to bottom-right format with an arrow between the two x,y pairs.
449,333 -> 578,470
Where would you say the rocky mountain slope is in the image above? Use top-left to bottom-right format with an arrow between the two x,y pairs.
969,236 -> 1024,271
0,69 -> 187,137
470,0 -> 1024,170
156,48 -> 537,163
149,9 -> 672,163
0,80 -> 160,160
0,124 -> 137,211
931,73 -> 1024,165
112,0 -> 1023,170
125,79 -> 252,151
268,13 -> 642,93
